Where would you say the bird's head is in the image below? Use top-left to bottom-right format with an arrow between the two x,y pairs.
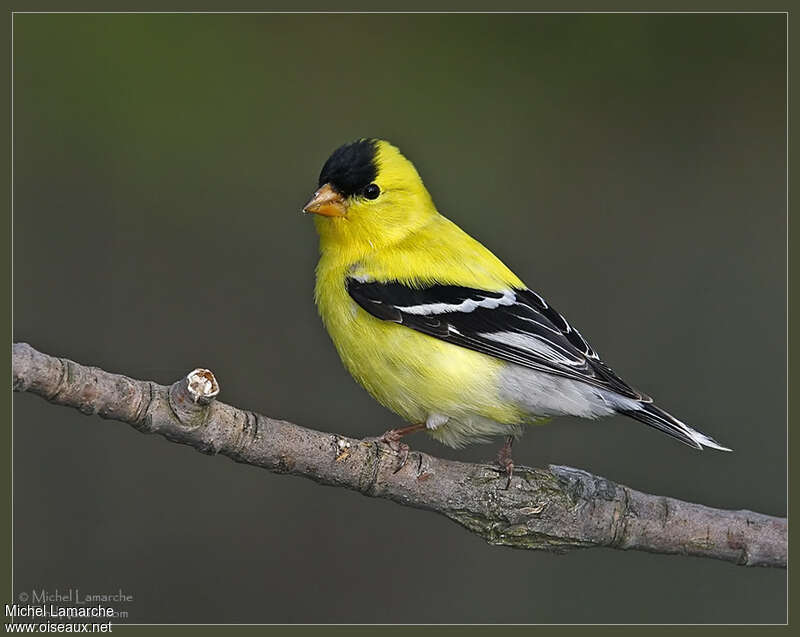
303,139 -> 437,253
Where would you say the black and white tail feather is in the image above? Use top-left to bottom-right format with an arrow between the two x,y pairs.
347,278 -> 731,452
619,404 -> 730,451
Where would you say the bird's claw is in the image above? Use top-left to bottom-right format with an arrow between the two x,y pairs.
392,441 -> 411,473
366,428 -> 413,473
496,436 -> 514,490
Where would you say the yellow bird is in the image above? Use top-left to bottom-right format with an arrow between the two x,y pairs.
304,138 -> 729,481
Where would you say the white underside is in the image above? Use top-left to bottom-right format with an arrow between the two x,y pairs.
426,414 -> 524,448
424,364 -> 643,449
497,363 -> 643,418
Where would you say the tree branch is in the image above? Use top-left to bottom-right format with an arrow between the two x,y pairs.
11,342 -> 786,568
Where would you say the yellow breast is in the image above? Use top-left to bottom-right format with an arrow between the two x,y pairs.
314,249 -> 524,429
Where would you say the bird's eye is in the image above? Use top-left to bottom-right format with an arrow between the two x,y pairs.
363,183 -> 380,200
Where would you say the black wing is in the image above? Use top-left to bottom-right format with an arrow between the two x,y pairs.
346,279 -> 650,402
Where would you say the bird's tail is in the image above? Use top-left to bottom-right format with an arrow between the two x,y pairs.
619,403 -> 732,451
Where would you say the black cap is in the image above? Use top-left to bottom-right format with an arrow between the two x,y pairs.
318,139 -> 379,197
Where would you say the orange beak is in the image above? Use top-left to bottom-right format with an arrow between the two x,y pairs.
303,183 -> 347,217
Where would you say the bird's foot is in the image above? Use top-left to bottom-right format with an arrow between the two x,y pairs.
366,423 -> 425,473
378,429 -> 411,472
496,436 -> 514,489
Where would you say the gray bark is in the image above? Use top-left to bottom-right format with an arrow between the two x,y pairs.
11,342 -> 786,568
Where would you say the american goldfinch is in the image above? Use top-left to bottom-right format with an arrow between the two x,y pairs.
304,138 -> 730,481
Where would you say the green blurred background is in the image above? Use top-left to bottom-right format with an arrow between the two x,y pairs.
13,13 -> 786,623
